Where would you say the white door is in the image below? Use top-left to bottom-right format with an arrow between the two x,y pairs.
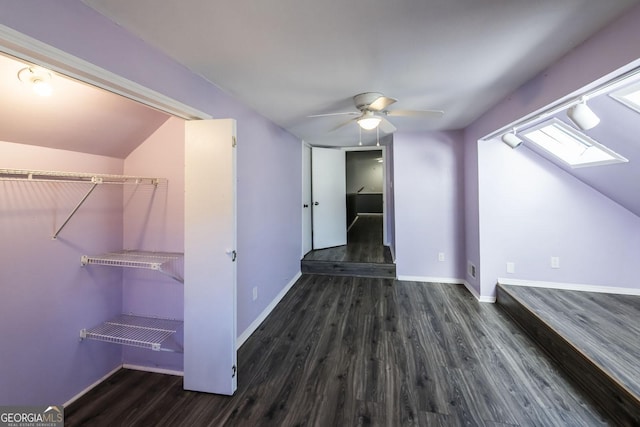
302,143 -> 312,256
184,119 -> 237,395
312,147 -> 346,249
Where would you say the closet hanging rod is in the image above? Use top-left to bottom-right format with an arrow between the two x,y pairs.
0,168 -> 165,185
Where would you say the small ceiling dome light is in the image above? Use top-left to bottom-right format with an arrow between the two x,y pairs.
501,129 -> 523,149
357,111 -> 382,130
567,98 -> 600,130
18,66 -> 53,96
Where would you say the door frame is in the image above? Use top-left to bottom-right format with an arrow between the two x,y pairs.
301,142 -> 312,257
302,144 -> 389,252
343,145 -> 388,246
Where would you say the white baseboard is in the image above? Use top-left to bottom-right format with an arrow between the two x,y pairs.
122,364 -> 184,376
236,271 -> 302,349
396,275 -> 495,303
497,277 -> 640,296
397,275 -> 464,285
462,280 -> 496,303
347,216 -> 359,232
63,364 -> 121,407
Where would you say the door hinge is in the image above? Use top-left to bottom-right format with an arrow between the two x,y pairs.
232,365 -> 237,378
232,136 -> 237,147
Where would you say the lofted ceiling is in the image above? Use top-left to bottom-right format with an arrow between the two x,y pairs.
82,0 -> 639,146
0,52 -> 170,159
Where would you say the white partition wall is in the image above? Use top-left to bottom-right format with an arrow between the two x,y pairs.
184,119 -> 237,395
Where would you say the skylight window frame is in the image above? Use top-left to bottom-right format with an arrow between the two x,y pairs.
520,118 -> 627,168
610,80 -> 640,115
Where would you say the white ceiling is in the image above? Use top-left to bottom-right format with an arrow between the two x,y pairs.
83,0 -> 639,146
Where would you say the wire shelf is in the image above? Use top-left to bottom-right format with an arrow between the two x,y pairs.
0,168 -> 165,185
80,314 -> 183,352
81,250 -> 184,283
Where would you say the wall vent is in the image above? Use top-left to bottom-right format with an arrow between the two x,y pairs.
467,261 -> 477,279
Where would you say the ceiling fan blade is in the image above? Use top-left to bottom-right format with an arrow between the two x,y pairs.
329,117 -> 357,132
387,109 -> 444,118
369,96 -> 397,111
308,111 -> 360,118
379,117 -> 397,134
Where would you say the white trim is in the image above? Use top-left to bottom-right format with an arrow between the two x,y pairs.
122,364 -> 184,376
0,24 -> 211,120
63,364 -> 121,407
389,246 -> 396,262
462,280 -> 496,303
397,275 -> 464,285
497,277 -> 640,296
347,215 -> 359,232
236,271 -> 302,349
396,275 -> 495,303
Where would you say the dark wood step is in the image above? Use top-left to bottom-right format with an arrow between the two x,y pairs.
300,259 -> 396,278
496,284 -> 640,426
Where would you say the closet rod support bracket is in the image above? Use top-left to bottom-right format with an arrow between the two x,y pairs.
52,182 -> 99,240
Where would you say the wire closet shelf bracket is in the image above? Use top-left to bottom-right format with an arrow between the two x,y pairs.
0,168 -> 166,239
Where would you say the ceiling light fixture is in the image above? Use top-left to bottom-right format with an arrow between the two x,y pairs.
501,129 -> 523,149
357,111 -> 382,130
566,98 -> 600,130
18,66 -> 53,96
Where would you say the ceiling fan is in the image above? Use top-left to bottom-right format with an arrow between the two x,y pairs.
309,92 -> 444,134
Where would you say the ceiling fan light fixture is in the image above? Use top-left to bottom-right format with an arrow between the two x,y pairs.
357,115 -> 381,130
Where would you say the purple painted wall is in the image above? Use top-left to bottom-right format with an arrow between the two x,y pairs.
235,114 -> 301,335
467,3 -> 640,297
462,129 -> 480,295
393,131 -> 465,281
0,0 -> 302,403
0,141 -> 123,405
122,117 -> 185,371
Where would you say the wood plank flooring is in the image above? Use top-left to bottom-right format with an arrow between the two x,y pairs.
497,284 -> 640,425
302,215 -> 396,278
303,215 -> 392,263
66,276 -> 609,426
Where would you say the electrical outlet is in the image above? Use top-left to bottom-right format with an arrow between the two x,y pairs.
551,257 -> 560,269
438,252 -> 445,262
506,262 -> 515,274
252,287 -> 258,301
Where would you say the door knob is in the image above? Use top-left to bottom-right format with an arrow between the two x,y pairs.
314,201 -> 319,206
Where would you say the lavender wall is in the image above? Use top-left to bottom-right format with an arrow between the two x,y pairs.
479,142 -> 640,295
235,114 -> 301,336
463,129 -> 480,295
0,141 -> 123,405
122,117 -> 185,371
467,3 -> 640,297
393,131 -> 465,281
0,0 -> 302,403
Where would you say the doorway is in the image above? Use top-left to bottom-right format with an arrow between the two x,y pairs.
302,146 -> 395,277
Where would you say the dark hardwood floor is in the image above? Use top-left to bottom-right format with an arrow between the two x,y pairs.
301,215 -> 396,278
497,284 -> 640,425
66,276 -> 609,426
303,215 -> 392,264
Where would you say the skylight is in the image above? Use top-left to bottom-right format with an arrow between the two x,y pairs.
610,80 -> 640,114
521,118 -> 627,168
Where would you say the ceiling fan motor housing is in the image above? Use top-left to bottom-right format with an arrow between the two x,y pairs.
354,92 -> 384,111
